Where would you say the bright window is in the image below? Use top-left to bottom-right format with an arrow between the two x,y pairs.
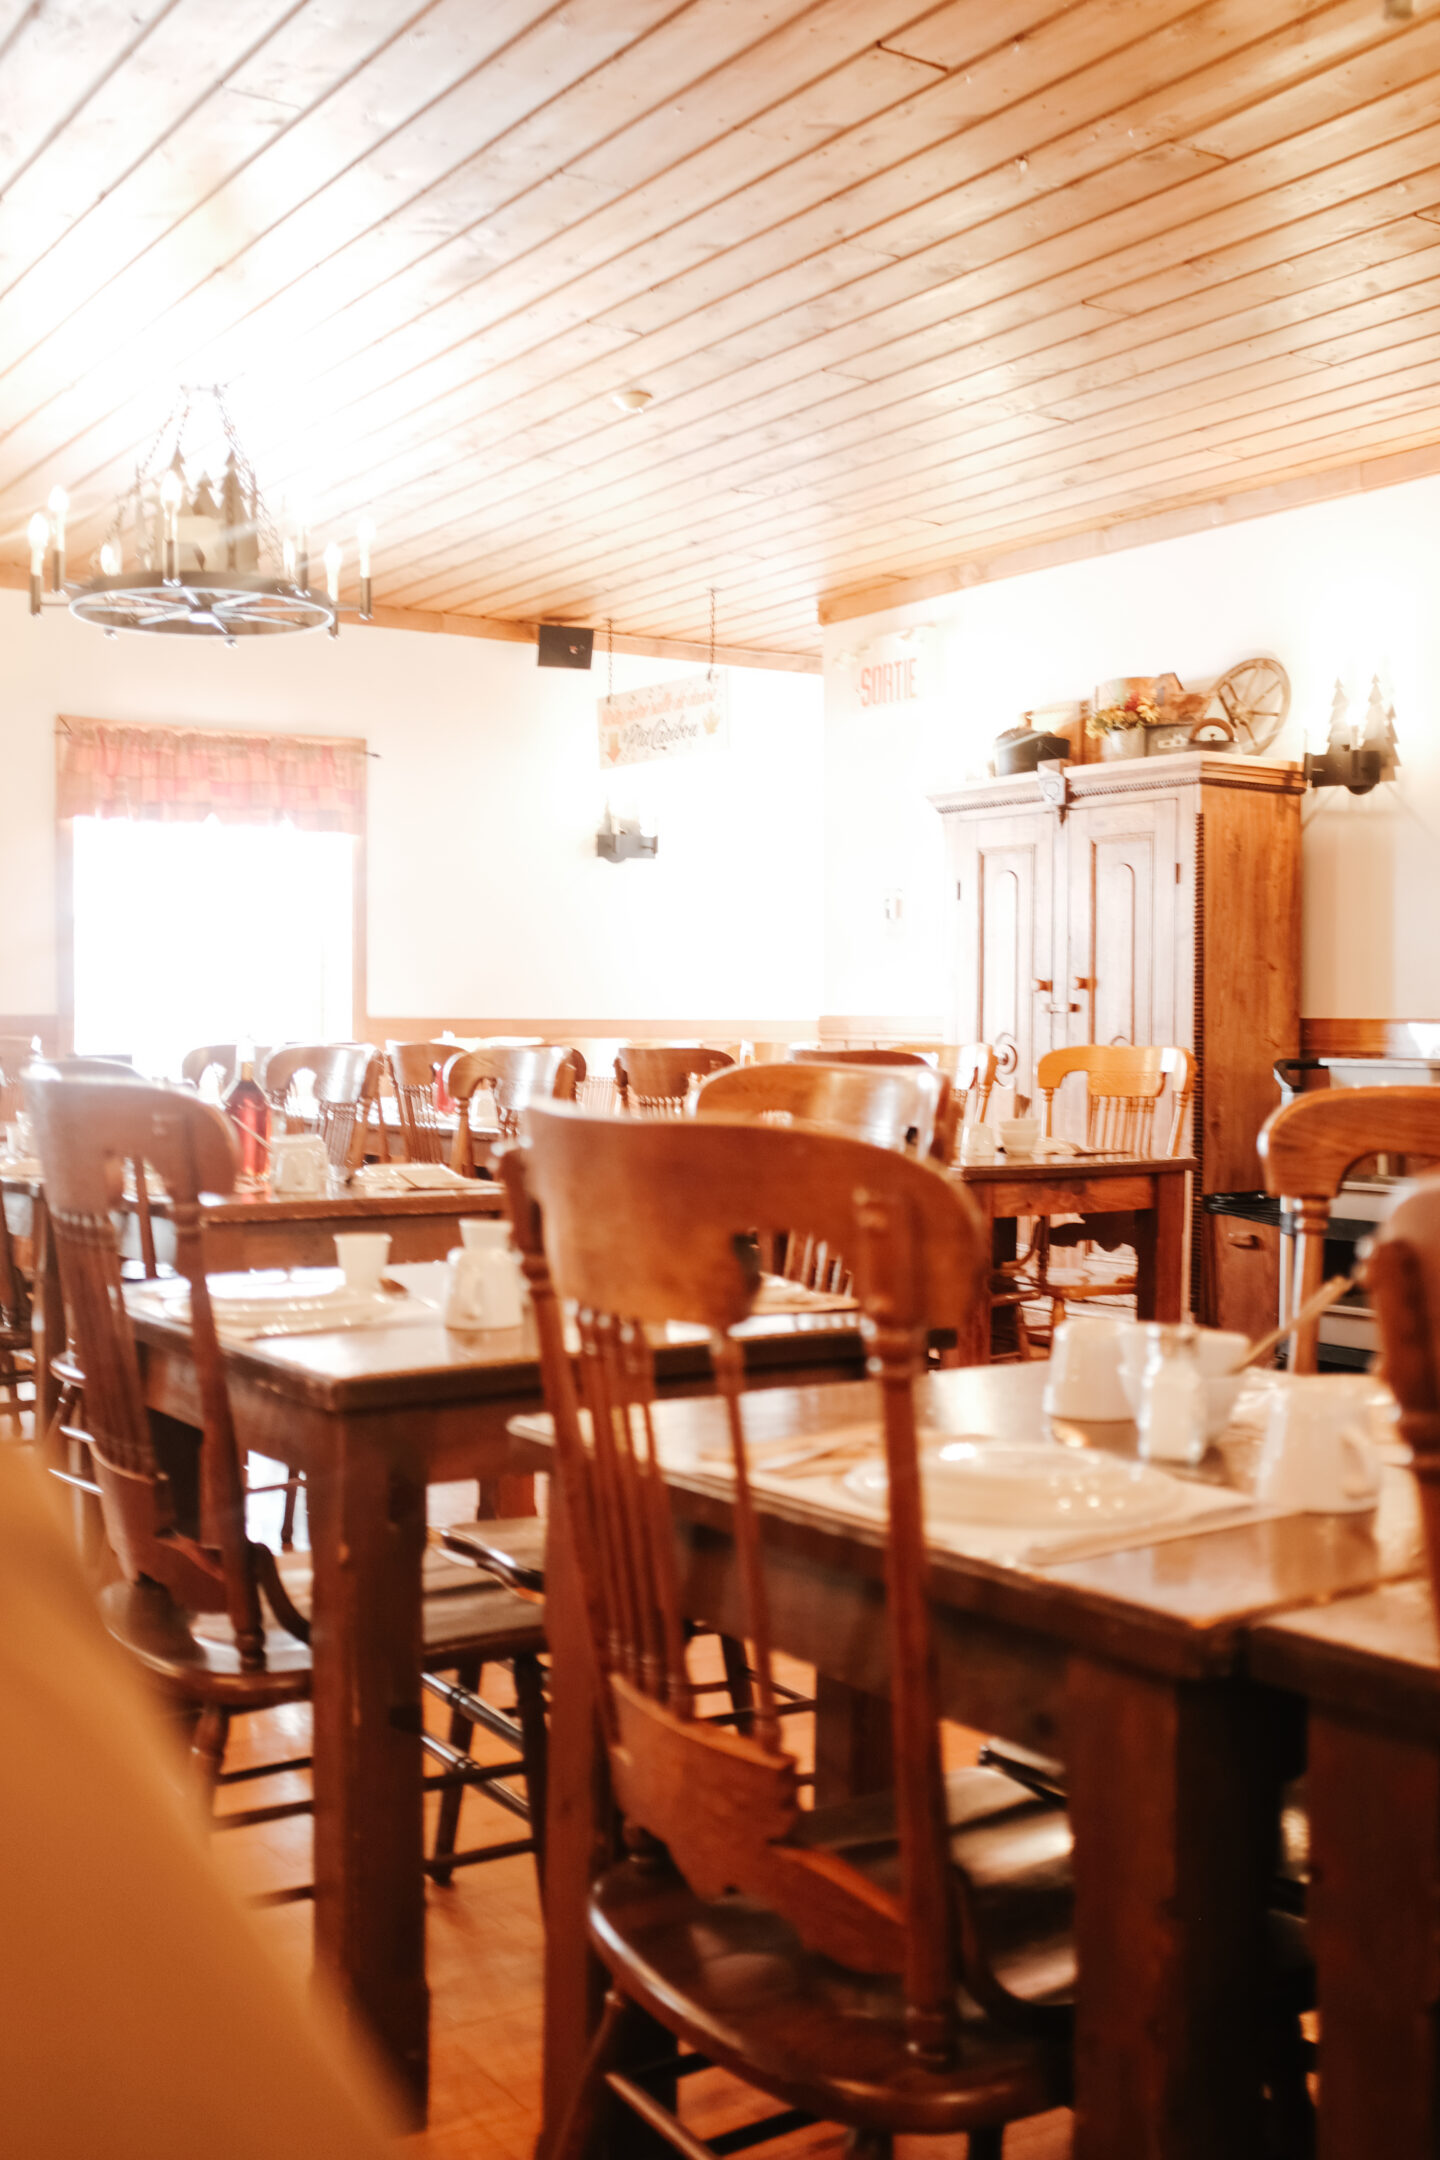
72,815 -> 355,1078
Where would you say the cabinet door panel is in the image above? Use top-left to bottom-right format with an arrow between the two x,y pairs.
953,809 -> 1054,1100
1066,797 -> 1182,1049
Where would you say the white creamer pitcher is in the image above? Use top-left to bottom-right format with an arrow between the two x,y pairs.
444,1218 -> 526,1331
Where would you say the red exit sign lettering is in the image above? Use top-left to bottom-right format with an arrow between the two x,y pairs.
858,656 -> 919,707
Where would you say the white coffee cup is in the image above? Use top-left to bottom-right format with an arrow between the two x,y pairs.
1255,1376 -> 1383,1514
999,1116 -> 1040,1159
959,1123 -> 997,1164
1043,1316 -> 1133,1422
269,1133 -> 328,1195
333,1231 -> 391,1295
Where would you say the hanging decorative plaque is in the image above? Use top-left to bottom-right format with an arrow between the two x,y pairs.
598,672 -> 729,769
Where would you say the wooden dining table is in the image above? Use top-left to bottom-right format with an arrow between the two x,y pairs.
1,1163 -> 507,1433
517,1360 -> 1424,2160
1250,1577 -> 1440,2155
953,1150 -> 1194,1363
122,1274 -> 869,2120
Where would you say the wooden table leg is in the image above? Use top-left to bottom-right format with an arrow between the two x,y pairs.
812,1676 -> 894,1807
30,1191 -> 62,1437
1067,1656 -> 1276,2159
1133,1169 -> 1188,1323
1308,1712 -> 1440,2155
956,1195 -> 996,1366
307,1420 -> 430,2122
540,1479 -> 611,2158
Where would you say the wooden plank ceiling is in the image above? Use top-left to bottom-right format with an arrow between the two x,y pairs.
4,0 -> 1440,657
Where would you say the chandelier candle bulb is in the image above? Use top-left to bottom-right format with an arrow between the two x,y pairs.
46,485 -> 67,591
99,542 -> 120,577
27,512 -> 47,613
159,468 -> 183,583
324,542 -> 341,637
356,516 -> 374,619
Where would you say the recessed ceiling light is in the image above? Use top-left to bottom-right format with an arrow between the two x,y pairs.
611,388 -> 654,412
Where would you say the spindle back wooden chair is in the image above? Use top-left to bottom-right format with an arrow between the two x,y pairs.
26,1068 -> 551,1881
386,1040 -> 456,1163
26,1074 -> 309,1749
613,1044 -> 733,1115
948,1042 -> 998,1128
696,1060 -> 948,1159
790,1046 -> 931,1067
445,1046 -> 584,1174
0,1180 -> 31,1436
1036,1044 -> 1195,1156
696,1061 -> 952,1294
1261,1087 -> 1440,1371
180,1044 -> 273,1097
504,1106 -> 1072,2157
262,1043 -> 383,1171
0,1035 -> 39,1126
1018,1046 -> 1196,1330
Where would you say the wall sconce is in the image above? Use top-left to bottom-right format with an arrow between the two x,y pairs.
1304,676 -> 1399,795
596,805 -> 658,862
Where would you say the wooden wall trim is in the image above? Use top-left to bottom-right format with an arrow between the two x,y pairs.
0,567 -> 819,675
818,440 -> 1440,629
362,1016 -> 822,1046
1301,1018 -> 1440,1059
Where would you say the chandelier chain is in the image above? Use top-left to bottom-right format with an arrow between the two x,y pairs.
707,586 -> 716,678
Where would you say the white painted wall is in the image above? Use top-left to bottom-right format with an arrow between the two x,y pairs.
0,589 -> 824,1027
823,471 -> 1440,1027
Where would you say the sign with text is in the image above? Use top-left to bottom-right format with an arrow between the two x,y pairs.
847,628 -> 938,710
599,672 -> 729,768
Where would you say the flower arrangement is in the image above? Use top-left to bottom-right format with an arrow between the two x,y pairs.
1086,693 -> 1161,739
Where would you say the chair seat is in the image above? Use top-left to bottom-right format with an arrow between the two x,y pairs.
588,1855 -> 1070,2140
439,1515 -> 547,1593
105,1547 -> 547,1710
267,1547 -> 547,1664
795,1767 -> 1076,2015
99,1578 -> 312,1710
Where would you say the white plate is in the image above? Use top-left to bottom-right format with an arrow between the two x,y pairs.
843,1441 -> 1192,1529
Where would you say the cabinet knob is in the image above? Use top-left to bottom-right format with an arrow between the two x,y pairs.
1227,1232 -> 1262,1250
1031,978 -> 1052,993
1045,1002 -> 1081,1016
1071,975 -> 1095,992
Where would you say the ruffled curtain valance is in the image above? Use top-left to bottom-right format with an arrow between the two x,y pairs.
56,718 -> 366,835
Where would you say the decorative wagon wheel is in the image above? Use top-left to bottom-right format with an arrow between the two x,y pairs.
1207,657 -> 1290,754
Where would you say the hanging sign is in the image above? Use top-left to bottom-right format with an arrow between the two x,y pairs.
598,672 -> 729,769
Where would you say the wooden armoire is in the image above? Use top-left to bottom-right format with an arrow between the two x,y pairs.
931,753 -> 1304,1328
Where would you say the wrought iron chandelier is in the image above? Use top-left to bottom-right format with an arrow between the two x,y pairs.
27,385 -> 374,642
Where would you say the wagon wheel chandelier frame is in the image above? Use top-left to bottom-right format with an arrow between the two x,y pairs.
27,385 -> 375,643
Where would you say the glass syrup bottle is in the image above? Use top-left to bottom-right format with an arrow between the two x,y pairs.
224,1044 -> 270,1180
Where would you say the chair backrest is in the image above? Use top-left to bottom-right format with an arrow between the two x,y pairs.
614,1044 -> 734,1114
386,1041 -> 455,1164
1036,1044 -> 1195,1157
262,1042 -> 380,1170
502,1104 -> 985,2061
1260,1086 -> 1440,1370
24,1071 -> 283,1666
179,1043 -> 272,1097
0,1035 -> 40,1125
696,1060 -> 948,1160
1368,1175 -> 1440,1589
791,1046 -> 931,1068
444,1046 -> 585,1173
948,1042 -> 998,1128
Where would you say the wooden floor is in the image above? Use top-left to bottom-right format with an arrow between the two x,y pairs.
212,1481 -> 1076,2159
